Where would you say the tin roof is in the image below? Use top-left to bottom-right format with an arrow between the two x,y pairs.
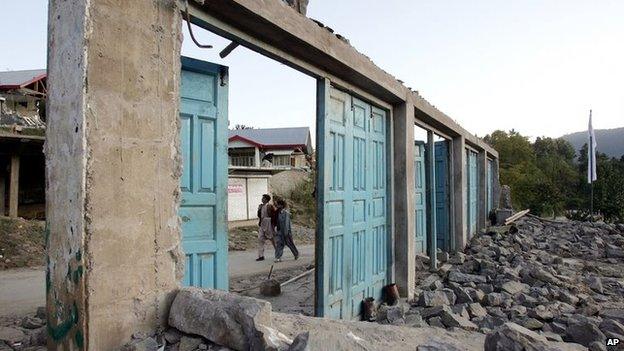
0,69 -> 47,89
229,127 -> 312,153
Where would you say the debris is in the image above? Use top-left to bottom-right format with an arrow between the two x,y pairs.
260,279 -> 282,297
504,209 -> 530,225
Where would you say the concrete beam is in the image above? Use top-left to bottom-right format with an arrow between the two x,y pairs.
192,0 -> 498,157
477,151 -> 488,233
426,131 -> 437,271
452,136 -> 467,251
393,100 -> 415,299
9,155 -> 19,218
47,1 -> 182,349
492,158 -> 501,210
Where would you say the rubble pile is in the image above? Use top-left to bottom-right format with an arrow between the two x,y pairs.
396,216 -> 624,350
0,307 -> 47,350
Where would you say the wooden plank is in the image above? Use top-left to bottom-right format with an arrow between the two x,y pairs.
9,155 -> 19,218
505,209 -> 530,225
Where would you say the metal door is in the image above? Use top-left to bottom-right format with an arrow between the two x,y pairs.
434,141 -> 449,251
414,141 -> 427,254
466,150 -> 478,238
179,57 -> 228,289
316,84 -> 390,319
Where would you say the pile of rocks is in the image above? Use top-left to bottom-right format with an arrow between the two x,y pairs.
0,307 -> 46,350
400,216 -> 624,350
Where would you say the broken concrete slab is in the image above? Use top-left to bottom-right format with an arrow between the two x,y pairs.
484,323 -> 585,351
169,287 -> 289,351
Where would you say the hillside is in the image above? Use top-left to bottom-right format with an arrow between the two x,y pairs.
561,127 -> 624,158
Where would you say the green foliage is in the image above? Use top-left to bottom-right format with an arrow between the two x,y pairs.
485,130 -> 624,221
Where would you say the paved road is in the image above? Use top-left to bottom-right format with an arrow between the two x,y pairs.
0,245 -> 314,317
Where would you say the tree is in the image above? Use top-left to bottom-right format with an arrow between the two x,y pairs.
233,124 -> 254,130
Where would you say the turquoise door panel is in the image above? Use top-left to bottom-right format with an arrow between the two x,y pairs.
434,141 -> 450,251
316,85 -> 389,320
180,57 -> 228,290
487,159 -> 494,214
466,150 -> 478,238
414,141 -> 427,254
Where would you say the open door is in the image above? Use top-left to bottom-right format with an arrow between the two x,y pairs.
414,141 -> 427,254
316,82 -> 390,320
179,57 -> 229,289
466,150 -> 478,239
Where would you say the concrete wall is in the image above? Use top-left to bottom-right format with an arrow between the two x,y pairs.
46,1 -> 182,350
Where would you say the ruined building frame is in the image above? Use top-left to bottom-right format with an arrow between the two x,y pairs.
45,0 -> 499,349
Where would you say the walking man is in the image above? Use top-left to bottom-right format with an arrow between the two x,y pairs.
256,194 -> 275,261
274,198 -> 299,262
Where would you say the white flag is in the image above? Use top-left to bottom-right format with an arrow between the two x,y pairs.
587,110 -> 597,183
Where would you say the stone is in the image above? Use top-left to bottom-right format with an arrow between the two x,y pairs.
528,305 -> 554,321
121,337 -> 160,351
599,318 -> 624,336
500,281 -> 527,295
260,279 -> 281,297
29,326 -> 47,346
179,336 -> 203,351
483,293 -> 505,307
518,317 -> 543,330
565,321 -> 605,347
405,313 -> 427,328
468,289 -> 486,302
588,341 -> 607,351
449,252 -> 466,265
418,290 -> 451,307
484,323 -> 549,351
377,303 -> 405,325
541,332 -> 562,342
428,316 -> 445,328
442,288 -> 457,305
587,276 -> 604,294
21,317 -> 44,329
287,330 -> 371,351
467,303 -> 488,318
0,327 -> 25,345
448,271 -> 487,284
454,287 -> 473,304
430,280 -> 444,290
169,287 -> 287,351
558,291 -> 579,306
437,251 -> 449,263
508,305 -> 527,319
606,244 -> 624,258
35,306 -> 46,320
452,304 -> 470,319
422,305 -> 453,319
164,329 -> 182,344
439,310 -> 478,331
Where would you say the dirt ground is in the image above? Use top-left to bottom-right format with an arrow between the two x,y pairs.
228,224 -> 315,251
0,217 -> 45,270
231,263 -> 315,316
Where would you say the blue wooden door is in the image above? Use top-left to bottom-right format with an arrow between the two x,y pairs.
466,150 -> 478,238
316,85 -> 389,319
434,141 -> 450,251
179,57 -> 228,289
487,159 -> 493,214
414,141 -> 427,254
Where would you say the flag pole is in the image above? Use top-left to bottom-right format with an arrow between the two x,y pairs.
589,109 -> 594,220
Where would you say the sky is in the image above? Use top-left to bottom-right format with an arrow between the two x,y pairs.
2,0 -> 623,143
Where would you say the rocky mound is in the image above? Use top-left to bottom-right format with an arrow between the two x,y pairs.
403,216 -> 624,350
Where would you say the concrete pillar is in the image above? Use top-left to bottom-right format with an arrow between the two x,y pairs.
9,155 -> 19,218
492,158 -> 501,210
46,1 -> 182,350
392,101 -> 415,299
477,151 -> 488,233
452,136 -> 467,251
426,131 -> 437,271
254,147 -> 261,167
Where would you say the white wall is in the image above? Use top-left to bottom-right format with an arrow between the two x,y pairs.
227,176 -> 270,221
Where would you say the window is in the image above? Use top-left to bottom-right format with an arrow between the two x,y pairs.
272,155 -> 291,167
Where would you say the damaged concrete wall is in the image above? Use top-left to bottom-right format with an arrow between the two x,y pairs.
46,0 -> 183,350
